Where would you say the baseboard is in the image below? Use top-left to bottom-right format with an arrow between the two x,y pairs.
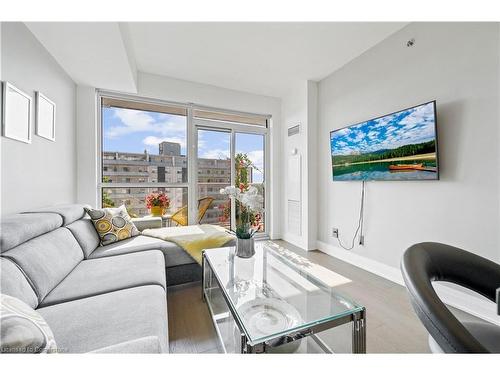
316,240 -> 500,325
316,240 -> 404,285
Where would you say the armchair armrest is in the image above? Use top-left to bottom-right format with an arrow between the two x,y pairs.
497,288 -> 500,316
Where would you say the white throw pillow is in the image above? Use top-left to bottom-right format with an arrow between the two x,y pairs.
0,294 -> 57,354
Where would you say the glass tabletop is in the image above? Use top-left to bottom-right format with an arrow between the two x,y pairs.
203,241 -> 364,346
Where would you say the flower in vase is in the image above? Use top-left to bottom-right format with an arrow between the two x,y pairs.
220,184 -> 264,239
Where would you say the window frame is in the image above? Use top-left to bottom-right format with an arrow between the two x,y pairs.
194,121 -> 269,237
97,91 -> 270,236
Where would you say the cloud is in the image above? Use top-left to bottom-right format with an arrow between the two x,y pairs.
247,150 -> 264,170
332,103 -> 436,156
385,126 -> 397,134
142,136 -> 186,149
398,103 -> 434,128
350,130 -> 365,142
372,116 -> 392,128
105,108 -> 186,139
200,149 -> 230,160
334,127 -> 352,137
194,130 -> 207,150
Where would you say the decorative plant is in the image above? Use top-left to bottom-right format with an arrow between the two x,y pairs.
145,191 -> 170,210
218,153 -> 264,233
235,153 -> 253,190
220,185 -> 264,239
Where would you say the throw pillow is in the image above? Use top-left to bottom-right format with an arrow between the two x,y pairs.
0,294 -> 57,354
85,205 -> 140,246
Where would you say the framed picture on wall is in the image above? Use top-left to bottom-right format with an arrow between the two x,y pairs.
1,81 -> 32,143
35,91 -> 56,141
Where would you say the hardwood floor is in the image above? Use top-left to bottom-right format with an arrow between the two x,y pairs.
167,240 -> 478,354
168,282 -> 223,354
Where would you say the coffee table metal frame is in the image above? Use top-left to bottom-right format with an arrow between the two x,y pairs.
201,250 -> 366,354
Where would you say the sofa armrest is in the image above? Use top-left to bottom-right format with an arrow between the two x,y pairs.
131,217 -> 162,231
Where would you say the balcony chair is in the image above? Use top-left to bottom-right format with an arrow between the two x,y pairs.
401,242 -> 500,353
170,197 -> 214,226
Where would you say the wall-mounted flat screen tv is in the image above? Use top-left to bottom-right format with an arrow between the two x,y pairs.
330,101 -> 438,181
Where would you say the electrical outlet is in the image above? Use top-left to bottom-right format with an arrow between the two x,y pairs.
332,228 -> 339,238
359,235 -> 365,245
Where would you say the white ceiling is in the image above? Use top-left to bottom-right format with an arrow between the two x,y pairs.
26,22 -> 407,98
125,22 -> 407,97
26,22 -> 138,93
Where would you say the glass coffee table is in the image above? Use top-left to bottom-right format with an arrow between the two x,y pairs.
202,241 -> 366,354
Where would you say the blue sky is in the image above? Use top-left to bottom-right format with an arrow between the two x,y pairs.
103,107 -> 264,182
103,107 -> 188,155
331,102 -> 436,156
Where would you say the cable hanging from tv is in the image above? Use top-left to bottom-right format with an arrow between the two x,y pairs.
336,180 -> 366,251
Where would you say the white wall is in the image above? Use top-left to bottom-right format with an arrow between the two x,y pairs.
76,85 -> 98,208
76,72 -> 283,238
316,23 -> 500,321
281,80 -> 318,250
317,22 -> 499,266
1,23 -> 76,215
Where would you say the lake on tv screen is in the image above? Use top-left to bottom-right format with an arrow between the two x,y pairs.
331,102 -> 438,181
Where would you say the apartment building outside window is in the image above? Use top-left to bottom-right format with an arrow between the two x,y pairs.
98,93 -> 269,234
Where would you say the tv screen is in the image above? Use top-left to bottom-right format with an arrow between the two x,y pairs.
330,101 -> 438,181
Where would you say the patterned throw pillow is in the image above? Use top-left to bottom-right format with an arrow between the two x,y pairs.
0,294 -> 57,354
85,205 -> 140,246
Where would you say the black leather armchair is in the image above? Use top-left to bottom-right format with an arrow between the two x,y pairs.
401,242 -> 500,353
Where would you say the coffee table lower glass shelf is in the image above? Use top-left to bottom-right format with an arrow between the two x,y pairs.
202,242 -> 366,354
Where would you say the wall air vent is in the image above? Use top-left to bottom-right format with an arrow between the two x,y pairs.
288,124 -> 300,137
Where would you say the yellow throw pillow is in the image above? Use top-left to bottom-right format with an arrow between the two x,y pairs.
85,205 -> 140,246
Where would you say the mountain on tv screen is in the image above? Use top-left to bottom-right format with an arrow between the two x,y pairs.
330,101 -> 439,181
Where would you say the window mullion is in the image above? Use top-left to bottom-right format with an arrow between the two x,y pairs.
187,105 -> 197,225
230,130 -> 236,232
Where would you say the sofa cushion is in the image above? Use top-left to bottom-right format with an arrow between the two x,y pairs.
37,285 -> 168,353
89,336 -> 162,353
166,263 -> 201,286
0,213 -> 63,253
66,218 -> 100,258
0,294 -> 57,354
0,258 -> 38,309
2,228 -> 84,302
23,204 -> 89,226
85,206 -> 140,246
40,250 -> 166,307
88,234 -> 196,267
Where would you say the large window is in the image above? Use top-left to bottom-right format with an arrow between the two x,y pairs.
99,94 -> 269,235
100,97 -> 188,217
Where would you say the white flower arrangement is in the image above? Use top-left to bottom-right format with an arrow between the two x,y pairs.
220,185 -> 264,238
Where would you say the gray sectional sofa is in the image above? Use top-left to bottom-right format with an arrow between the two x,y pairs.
0,204 -> 209,353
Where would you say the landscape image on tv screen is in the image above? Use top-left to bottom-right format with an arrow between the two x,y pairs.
331,101 -> 438,181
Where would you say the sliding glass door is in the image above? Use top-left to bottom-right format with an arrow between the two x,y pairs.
194,119 -> 268,236
235,132 -> 265,232
196,128 -> 232,228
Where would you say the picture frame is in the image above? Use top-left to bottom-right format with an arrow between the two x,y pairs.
35,91 -> 56,141
2,81 -> 32,144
